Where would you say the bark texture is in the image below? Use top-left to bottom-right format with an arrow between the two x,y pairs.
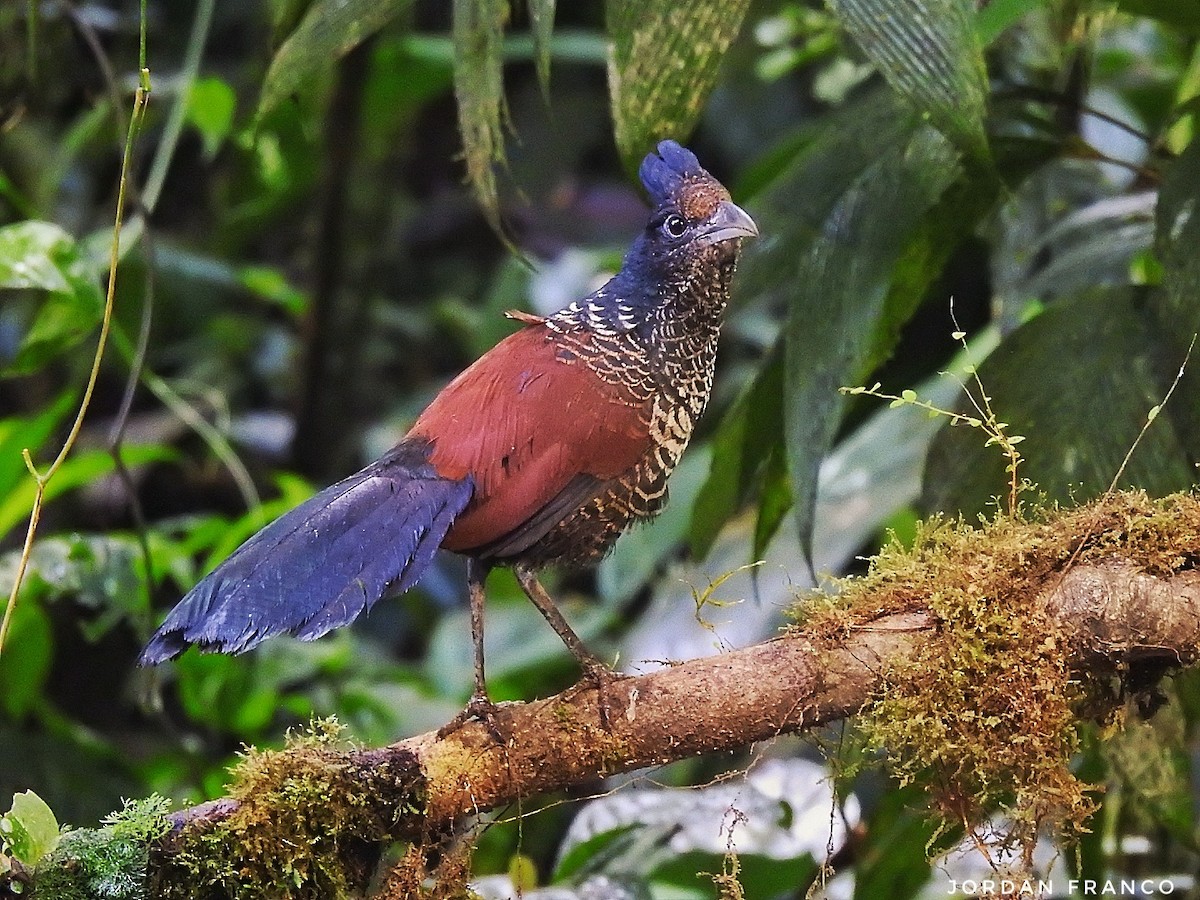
29,493 -> 1200,897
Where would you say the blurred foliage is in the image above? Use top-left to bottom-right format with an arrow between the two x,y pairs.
2,0 -> 1200,896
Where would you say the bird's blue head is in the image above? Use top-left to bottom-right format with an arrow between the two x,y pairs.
619,140 -> 758,291
638,140 -> 706,208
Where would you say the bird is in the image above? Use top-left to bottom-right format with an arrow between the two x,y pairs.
138,140 -> 758,722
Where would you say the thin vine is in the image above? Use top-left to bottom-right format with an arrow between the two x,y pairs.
0,68 -> 153,655
841,305 -> 1026,516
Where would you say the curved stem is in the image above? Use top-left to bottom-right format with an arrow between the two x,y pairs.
0,81 -> 152,655
141,0 -> 215,213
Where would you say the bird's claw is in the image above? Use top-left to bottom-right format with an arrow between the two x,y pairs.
578,661 -> 627,730
437,692 -> 507,745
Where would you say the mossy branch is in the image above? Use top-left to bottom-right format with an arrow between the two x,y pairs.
23,491 -> 1200,898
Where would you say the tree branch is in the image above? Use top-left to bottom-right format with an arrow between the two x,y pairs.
24,492 -> 1200,897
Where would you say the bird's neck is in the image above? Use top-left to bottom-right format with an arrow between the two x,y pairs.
551,253 -> 736,342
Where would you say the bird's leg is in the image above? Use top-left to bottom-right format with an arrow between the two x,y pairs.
513,563 -> 621,725
465,557 -> 494,712
437,559 -> 503,741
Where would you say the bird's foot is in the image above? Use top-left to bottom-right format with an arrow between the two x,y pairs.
437,692 -> 507,745
577,660 -> 628,731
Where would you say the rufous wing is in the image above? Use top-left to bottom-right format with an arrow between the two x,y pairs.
408,324 -> 653,554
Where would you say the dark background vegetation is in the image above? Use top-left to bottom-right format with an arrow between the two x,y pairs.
2,0 -> 1200,896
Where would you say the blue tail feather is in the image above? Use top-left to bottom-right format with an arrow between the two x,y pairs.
138,440 -> 473,664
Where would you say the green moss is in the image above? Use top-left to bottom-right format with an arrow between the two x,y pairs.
372,842 -> 477,899
35,796 -> 172,900
155,717 -> 426,900
794,491 -> 1200,858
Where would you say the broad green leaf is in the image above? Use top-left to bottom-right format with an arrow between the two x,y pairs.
0,221 -> 104,374
560,758 -> 836,892
1151,136 -> 1200,474
741,90 -> 960,560
783,126 -> 960,557
1118,0 -> 1200,35
257,0 -> 415,119
0,445 -> 177,540
427,579 -> 609,698
187,76 -> 237,158
527,0 -> 556,98
239,264 -> 307,315
0,392 -> 75,502
828,0 -> 990,161
0,221 -> 79,293
689,348 -> 783,558
454,0 -> 511,231
606,0 -> 752,171
1155,137 -> 1200,341
361,36 -> 456,157
852,786 -> 937,900
924,289 -> 1197,518
975,0 -> 1041,46
868,167 -> 1002,367
508,854 -> 538,893
1,791 -> 60,865
175,651 -> 282,735
752,446 -> 791,560
654,851 -> 817,898
553,825 -> 638,882
269,0 -> 311,37
0,598 -> 52,719
202,472 -> 315,570
12,533 -> 189,641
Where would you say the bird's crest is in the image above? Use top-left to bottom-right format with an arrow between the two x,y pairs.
639,140 -> 728,219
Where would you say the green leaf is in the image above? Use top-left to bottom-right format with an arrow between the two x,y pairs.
239,264 -> 308,316
269,0 -> 311,37
752,446 -> 792,560
1118,0 -> 1200,35
1155,137 -> 1200,341
508,853 -> 538,892
742,91 -> 960,560
454,0 -> 511,231
0,597 -> 52,719
0,392 -> 75,503
606,0 -> 752,172
175,651 -> 282,735
527,0 -> 556,98
974,0 -> 1041,46
924,289 -> 1197,518
654,851 -> 818,898
257,0 -> 415,119
1152,136 -> 1200,469
0,222 -> 83,293
0,445 -> 177,540
202,472 -> 315,571
828,0 -> 990,162
361,36 -> 456,157
0,221 -> 105,374
187,75 -> 237,158
552,825 -> 637,882
853,785 -> 937,900
12,533 -> 187,641
689,349 -> 783,558
2,791 -> 60,865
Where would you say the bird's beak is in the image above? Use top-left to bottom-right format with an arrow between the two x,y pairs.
697,200 -> 759,247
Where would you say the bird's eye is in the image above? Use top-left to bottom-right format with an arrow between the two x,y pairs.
661,214 -> 687,238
